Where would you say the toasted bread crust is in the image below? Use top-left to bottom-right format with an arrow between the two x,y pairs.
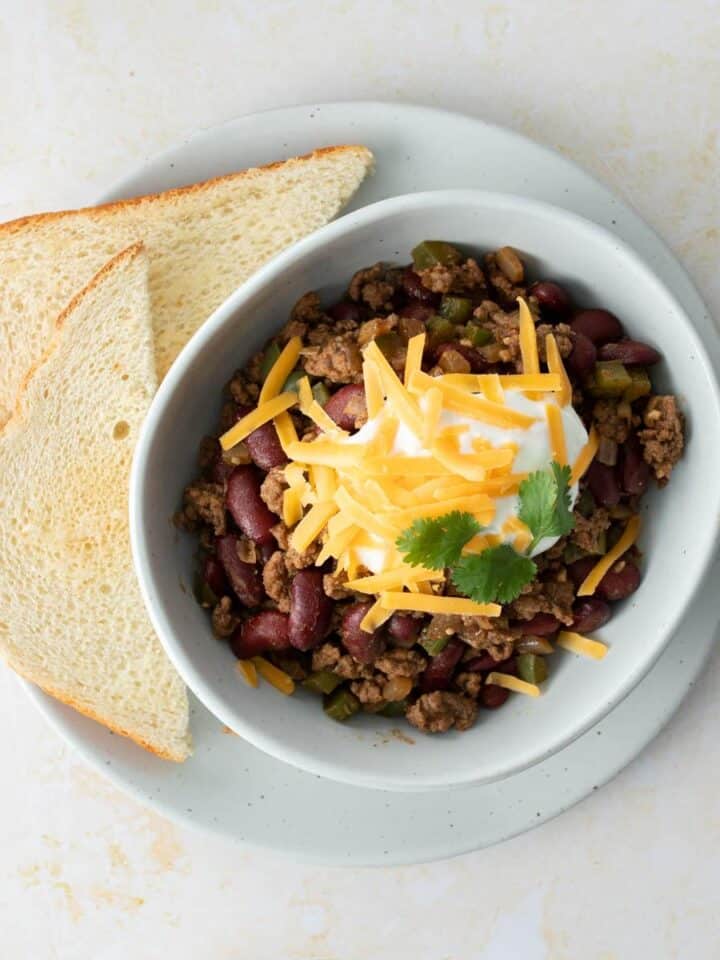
11,658 -> 189,761
0,145 -> 373,236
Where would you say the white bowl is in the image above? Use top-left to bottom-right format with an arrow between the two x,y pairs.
130,190 -> 720,792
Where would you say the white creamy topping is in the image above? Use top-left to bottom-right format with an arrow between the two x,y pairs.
345,389 -> 588,573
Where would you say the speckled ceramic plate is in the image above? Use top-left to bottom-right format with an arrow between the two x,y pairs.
21,102 -> 720,866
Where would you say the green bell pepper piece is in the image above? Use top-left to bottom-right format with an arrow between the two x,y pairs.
411,240 -> 463,271
589,361 -> 632,397
516,654 -> 548,684
260,342 -> 281,381
323,688 -> 361,722
303,670 -> 342,695
624,367 -> 651,402
439,295 -> 472,324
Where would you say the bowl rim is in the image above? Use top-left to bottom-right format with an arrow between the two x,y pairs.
130,188 -> 720,790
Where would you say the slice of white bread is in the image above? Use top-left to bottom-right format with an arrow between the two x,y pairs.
0,244 -> 191,761
0,144 -> 373,428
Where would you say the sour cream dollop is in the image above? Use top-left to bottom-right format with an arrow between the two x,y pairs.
344,389 -> 588,574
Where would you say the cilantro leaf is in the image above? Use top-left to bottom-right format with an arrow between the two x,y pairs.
518,461 -> 575,553
451,544 -> 537,604
395,511 -> 483,570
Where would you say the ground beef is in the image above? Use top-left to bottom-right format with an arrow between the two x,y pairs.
593,398 -> 631,443
350,678 -> 385,705
291,291 -> 324,324
483,252 -> 527,307
303,333 -> 363,384
285,540 -> 321,572
639,395 -> 684,484
406,691 -> 478,733
260,467 -> 287,516
417,257 -> 485,294
423,614 -> 514,660
198,436 -> 220,477
311,641 -> 375,680
270,521 -> 289,550
177,482 -> 226,535
263,551 -> 291,612
479,304 -> 521,366
312,643 -> 341,671
236,537 -> 258,563
335,656 -> 374,680
374,648 -> 427,678
211,597 -> 239,638
455,672 -> 483,698
571,506 -> 611,553
323,569 -> 358,600
510,578 -> 575,625
228,372 -> 260,406
348,263 -> 396,311
357,314 -> 398,347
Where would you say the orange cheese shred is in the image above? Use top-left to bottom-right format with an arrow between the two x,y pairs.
571,427 -> 600,485
517,297 -> 539,375
545,402 -> 567,465
544,333 -> 572,406
577,515 -> 641,597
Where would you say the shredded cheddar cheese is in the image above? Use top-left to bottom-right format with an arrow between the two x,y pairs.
556,631 -> 608,660
577,514 -> 641,597
220,392 -> 298,450
571,427 -> 600,485
252,657 -> 295,695
517,297 -> 540,376
485,672 -> 541,697
544,333 -> 572,406
545,402 -> 567,465
378,593 -> 501,617
258,336 -> 302,403
236,659 -> 259,688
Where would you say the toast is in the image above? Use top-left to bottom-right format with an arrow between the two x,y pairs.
0,245 -> 190,761
0,144 -> 373,428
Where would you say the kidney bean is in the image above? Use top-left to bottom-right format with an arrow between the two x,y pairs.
289,570 -> 333,651
621,436 -> 651,495
587,460 -> 621,507
464,652 -> 498,672
433,341 -> 488,373
419,638 -> 465,692
245,421 -> 287,471
568,556 -> 597,587
597,561 -> 641,601
512,613 -> 560,636
259,540 -> 277,564
386,613 -> 421,648
598,339 -> 662,366
230,611 -> 291,659
202,555 -> 228,597
398,301 -> 436,325
216,535 -> 264,607
480,683 -> 510,709
212,457 -> 235,484
226,465 -> 276,545
327,301 -> 365,325
571,597 -> 611,633
323,384 -> 367,431
566,332 -> 597,378
341,603 -> 386,663
399,267 -> 439,304
571,309 -> 624,345
529,281 -> 572,319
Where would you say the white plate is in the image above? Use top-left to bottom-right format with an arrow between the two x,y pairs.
21,102 -> 720,865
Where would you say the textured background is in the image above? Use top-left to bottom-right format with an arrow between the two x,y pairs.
2,1 -> 719,957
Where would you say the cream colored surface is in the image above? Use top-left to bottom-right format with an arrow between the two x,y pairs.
1,1 -> 719,957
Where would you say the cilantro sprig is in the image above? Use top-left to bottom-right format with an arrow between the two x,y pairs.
395,461 -> 574,605
396,511 -> 482,570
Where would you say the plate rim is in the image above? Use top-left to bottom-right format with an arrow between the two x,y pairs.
19,99 -> 720,865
